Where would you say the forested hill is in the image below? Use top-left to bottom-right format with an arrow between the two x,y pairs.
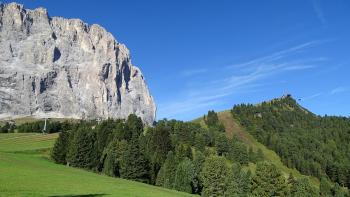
231,95 -> 350,188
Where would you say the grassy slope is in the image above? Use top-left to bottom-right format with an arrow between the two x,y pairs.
195,111 -> 319,188
0,133 -> 195,197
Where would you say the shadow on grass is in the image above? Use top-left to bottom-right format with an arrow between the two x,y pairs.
48,194 -> 108,197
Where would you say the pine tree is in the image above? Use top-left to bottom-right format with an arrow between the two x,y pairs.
66,128 -> 98,169
320,176 -> 333,197
290,178 -> 319,197
228,139 -> 249,165
156,151 -> 177,188
120,136 -> 150,183
175,144 -> 192,161
205,110 -> 219,127
102,139 -> 128,177
251,162 -> 289,197
51,131 -> 70,164
226,163 -> 251,197
192,151 -> 205,194
200,156 -> 229,197
173,158 -> 195,193
216,133 -> 230,156
125,114 -> 143,140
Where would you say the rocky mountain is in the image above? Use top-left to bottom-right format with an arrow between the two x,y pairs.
0,3 -> 156,124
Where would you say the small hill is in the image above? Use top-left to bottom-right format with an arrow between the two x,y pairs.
229,95 -> 350,189
195,109 -> 319,187
0,133 -> 195,197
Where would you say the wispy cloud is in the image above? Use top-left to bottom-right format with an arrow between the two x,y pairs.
227,41 -> 322,69
301,93 -> 323,101
158,41 -> 326,119
181,68 -> 208,77
331,86 -> 348,95
283,65 -> 316,71
312,0 -> 327,26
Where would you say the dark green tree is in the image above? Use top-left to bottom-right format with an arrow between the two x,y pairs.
205,110 -> 219,127
156,151 -> 177,188
320,176 -> 333,197
175,143 -> 192,161
125,114 -> 143,140
226,163 -> 251,197
120,136 -> 150,183
200,156 -> 229,197
215,133 -> 230,156
102,139 -> 128,177
51,131 -> 70,164
143,122 -> 172,184
192,151 -> 205,194
290,178 -> 319,197
251,162 -> 289,197
173,158 -> 195,193
228,139 -> 249,165
66,128 -> 98,169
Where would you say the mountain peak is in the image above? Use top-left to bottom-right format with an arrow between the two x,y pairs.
0,3 -> 156,124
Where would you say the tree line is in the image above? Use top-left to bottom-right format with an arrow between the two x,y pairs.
231,95 -> 350,196
0,119 -> 77,133
50,111 -> 347,196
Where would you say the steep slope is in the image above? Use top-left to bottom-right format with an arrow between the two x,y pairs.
0,3 -> 156,124
231,95 -> 350,188
216,110 -> 319,186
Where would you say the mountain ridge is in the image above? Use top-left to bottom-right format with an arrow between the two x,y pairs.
0,2 -> 156,124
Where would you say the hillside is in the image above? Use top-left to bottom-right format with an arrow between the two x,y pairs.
231,95 -> 350,189
0,133 -> 195,197
195,110 -> 319,187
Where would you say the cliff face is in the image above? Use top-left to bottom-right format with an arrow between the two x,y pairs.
0,3 -> 156,124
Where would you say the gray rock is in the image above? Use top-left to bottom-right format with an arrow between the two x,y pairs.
0,3 -> 156,124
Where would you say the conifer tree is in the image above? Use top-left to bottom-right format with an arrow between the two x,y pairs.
226,163 -> 251,197
156,151 -> 177,188
66,128 -> 98,169
174,158 -> 195,193
320,176 -> 333,197
51,131 -> 70,164
290,178 -> 319,197
200,156 -> 229,197
251,162 -> 289,197
102,139 -> 128,177
120,136 -> 150,183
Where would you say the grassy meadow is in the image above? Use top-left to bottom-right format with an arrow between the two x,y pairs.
0,133 -> 195,197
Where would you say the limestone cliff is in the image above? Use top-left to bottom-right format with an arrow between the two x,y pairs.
0,3 -> 156,124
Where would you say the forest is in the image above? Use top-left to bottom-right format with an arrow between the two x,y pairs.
231,95 -> 350,195
51,110 -> 349,196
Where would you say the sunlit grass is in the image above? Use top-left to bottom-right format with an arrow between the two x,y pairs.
0,133 -> 196,197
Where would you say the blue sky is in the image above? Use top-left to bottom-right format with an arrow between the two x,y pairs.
7,0 -> 350,120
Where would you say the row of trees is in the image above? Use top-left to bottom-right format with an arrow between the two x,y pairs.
0,119 -> 76,133
231,95 -> 350,194
51,111 -> 348,196
0,122 -> 16,133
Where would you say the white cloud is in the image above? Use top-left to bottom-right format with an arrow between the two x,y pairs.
283,65 -> 316,71
331,87 -> 348,95
158,41 -> 326,119
301,93 -> 323,101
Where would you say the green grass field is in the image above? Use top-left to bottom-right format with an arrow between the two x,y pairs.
0,133 -> 196,197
